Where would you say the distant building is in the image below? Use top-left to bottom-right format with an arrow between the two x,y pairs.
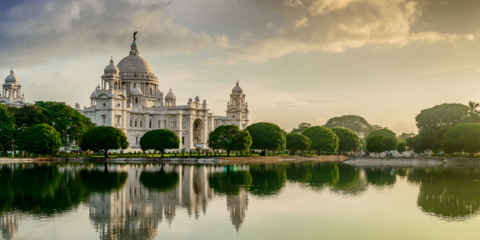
1,69 -> 25,107
80,37 -> 250,150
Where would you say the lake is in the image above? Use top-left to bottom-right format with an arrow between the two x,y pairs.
0,162 -> 479,240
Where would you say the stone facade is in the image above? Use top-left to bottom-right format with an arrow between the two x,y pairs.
80,40 -> 249,150
0,69 -> 26,108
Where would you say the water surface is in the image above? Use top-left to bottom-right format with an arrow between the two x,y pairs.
1,162 -> 479,240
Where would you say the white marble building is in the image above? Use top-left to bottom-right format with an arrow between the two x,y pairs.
0,69 -> 26,107
80,39 -> 249,150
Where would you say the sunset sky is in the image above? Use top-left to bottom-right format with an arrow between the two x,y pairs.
1,0 -> 480,134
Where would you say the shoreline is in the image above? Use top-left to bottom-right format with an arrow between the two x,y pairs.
345,157 -> 480,168
0,155 -> 349,165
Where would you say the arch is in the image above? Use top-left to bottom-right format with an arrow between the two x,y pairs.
193,118 -> 204,144
135,98 -> 138,104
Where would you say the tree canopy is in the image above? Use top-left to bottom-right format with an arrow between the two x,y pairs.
381,137 -> 397,151
366,135 -> 383,153
331,127 -> 361,153
324,115 -> 374,138
16,124 -> 62,155
248,165 -> 287,197
290,122 -> 312,134
208,125 -> 253,156
286,133 -> 311,155
366,128 -> 399,144
302,126 -> 339,154
208,170 -> 252,196
35,101 -> 95,148
411,103 -> 479,152
246,122 -> 286,156
397,142 -> 407,153
80,168 -> 128,192
140,129 -> 179,157
441,123 -> 480,158
80,126 -> 129,157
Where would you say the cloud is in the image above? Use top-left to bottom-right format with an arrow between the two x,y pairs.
0,0 -> 213,67
212,0 -> 473,64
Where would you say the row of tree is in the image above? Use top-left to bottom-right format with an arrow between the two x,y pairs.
0,102 -> 95,156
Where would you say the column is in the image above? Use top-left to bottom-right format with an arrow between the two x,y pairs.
177,113 -> 182,149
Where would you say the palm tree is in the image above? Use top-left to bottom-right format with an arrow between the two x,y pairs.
468,101 -> 480,115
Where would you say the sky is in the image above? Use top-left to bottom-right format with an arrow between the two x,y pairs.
1,0 -> 480,134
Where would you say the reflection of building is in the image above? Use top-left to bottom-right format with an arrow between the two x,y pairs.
85,165 -> 215,240
80,36 -> 249,150
227,188 -> 248,231
0,212 -> 22,240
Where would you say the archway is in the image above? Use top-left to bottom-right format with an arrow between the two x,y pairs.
193,118 -> 203,144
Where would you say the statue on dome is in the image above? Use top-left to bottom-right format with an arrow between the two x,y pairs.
133,31 -> 138,42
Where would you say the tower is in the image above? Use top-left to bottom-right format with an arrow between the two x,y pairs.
1,68 -> 25,107
226,81 -> 249,129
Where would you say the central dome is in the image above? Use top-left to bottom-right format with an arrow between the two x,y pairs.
117,41 -> 154,74
117,55 -> 153,73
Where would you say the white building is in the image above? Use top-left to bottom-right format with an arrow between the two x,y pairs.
1,69 -> 26,107
81,38 -> 249,150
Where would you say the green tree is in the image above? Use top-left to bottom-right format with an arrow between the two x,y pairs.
35,101 -> 95,148
140,129 -> 179,157
208,125 -> 253,157
302,126 -> 339,154
381,137 -> 397,152
398,132 -> 415,139
331,127 -> 361,153
286,163 -> 339,190
366,128 -> 399,144
324,115 -> 374,138
290,122 -> 312,134
80,126 -> 129,157
0,105 -> 15,155
16,124 -> 62,155
14,104 -> 49,132
140,168 -> 179,192
468,101 -> 479,114
246,122 -> 286,156
286,133 -> 311,155
397,142 -> 407,153
413,103 -> 476,152
366,169 -> 396,188
366,135 -> 384,153
441,123 -> 480,158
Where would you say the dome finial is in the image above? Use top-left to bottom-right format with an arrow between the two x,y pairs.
10,67 -> 13,74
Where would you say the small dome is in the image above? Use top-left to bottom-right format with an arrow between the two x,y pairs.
104,57 -> 119,75
165,88 -> 176,100
232,80 -> 243,93
131,86 -> 142,95
90,90 -> 97,98
5,69 -> 19,84
131,42 -> 137,48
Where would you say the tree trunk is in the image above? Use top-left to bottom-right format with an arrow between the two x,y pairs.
261,150 -> 266,156
161,150 -> 164,157
469,152 -> 474,158
227,150 -> 230,157
104,149 -> 108,158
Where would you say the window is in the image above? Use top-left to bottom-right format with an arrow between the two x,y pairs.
149,121 -> 152,128
232,115 -> 235,118
158,121 -> 160,128
103,103 -> 106,107
102,116 -> 106,125
140,121 -> 142,127
194,137 -> 199,143
130,120 -> 132,127
172,121 -> 176,128
182,137 -> 185,145
136,137 -> 138,144
195,123 -> 198,129
117,116 -> 120,124
135,121 -> 137,127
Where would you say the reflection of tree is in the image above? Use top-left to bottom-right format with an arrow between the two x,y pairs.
366,169 -> 396,188
286,163 -> 339,190
0,165 -> 89,215
330,164 -> 367,196
408,169 -> 480,220
80,167 -> 128,193
208,170 -> 252,196
140,169 -> 179,192
248,165 -> 287,197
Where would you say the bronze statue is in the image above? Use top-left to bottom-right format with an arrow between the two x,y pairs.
133,31 -> 138,42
